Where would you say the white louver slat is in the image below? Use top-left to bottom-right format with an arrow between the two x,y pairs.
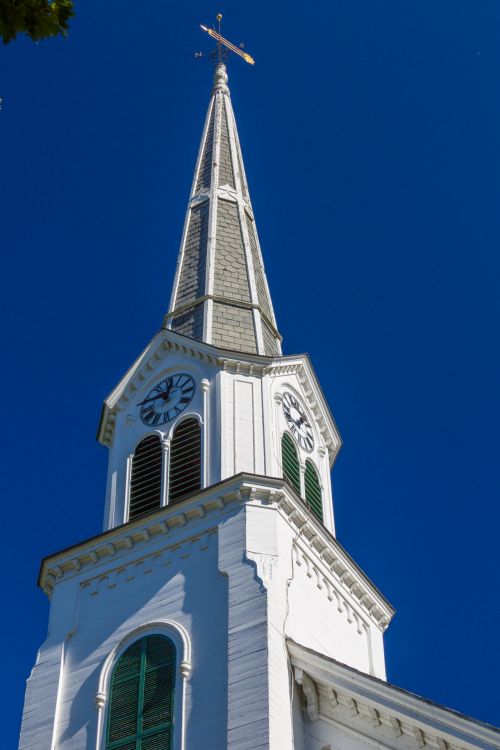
168,418 -> 201,504
129,436 -> 163,520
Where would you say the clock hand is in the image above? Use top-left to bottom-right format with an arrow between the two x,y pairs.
296,416 -> 309,434
138,390 -> 170,406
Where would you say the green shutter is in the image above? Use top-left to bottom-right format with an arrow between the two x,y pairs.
305,460 -> 323,522
140,731 -> 172,750
142,636 -> 175,733
107,641 -> 141,745
106,636 -> 175,750
282,433 -> 301,495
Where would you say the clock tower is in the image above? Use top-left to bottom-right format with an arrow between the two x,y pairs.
19,61 -> 395,750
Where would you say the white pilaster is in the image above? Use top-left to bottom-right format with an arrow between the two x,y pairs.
201,377 -> 210,487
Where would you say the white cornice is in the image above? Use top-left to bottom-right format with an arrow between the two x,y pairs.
97,330 -> 341,463
38,475 -> 390,632
276,487 -> 393,630
289,640 -> 500,750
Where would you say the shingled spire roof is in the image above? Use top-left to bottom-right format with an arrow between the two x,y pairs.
164,63 -> 282,356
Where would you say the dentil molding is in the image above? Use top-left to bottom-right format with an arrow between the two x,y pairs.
39,474 -> 393,634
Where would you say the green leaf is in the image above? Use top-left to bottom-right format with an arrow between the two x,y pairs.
0,0 -> 75,45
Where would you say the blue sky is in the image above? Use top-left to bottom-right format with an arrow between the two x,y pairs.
2,0 -> 499,744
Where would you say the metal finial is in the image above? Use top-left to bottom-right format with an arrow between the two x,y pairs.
216,13 -> 223,63
212,61 -> 229,94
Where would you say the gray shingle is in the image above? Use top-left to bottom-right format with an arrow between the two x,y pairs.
218,105 -> 235,188
246,216 -> 273,323
196,106 -> 215,192
214,201 -> 251,303
171,307 -> 204,339
167,64 -> 282,355
174,203 -> 209,307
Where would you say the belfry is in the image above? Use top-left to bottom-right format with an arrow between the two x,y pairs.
18,31 -> 500,750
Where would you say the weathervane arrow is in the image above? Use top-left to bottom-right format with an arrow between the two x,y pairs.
199,14 -> 255,65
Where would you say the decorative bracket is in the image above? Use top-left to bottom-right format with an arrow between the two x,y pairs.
294,667 -> 319,722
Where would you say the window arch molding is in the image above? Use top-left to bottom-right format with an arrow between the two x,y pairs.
95,620 -> 192,750
164,410 -> 203,440
126,412 -> 205,521
281,428 -> 298,450
130,428 -> 166,454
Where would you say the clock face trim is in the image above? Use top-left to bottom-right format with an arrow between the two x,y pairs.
139,373 -> 196,427
282,390 -> 315,452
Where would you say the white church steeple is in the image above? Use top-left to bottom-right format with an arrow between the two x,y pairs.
18,48 -> 392,750
93,60 -> 341,537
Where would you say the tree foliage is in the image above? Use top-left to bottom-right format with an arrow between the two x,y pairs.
0,0 -> 74,44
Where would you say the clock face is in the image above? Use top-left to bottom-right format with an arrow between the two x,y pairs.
139,373 -> 196,426
282,391 -> 314,452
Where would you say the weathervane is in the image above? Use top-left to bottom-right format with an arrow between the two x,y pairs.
196,14 -> 255,66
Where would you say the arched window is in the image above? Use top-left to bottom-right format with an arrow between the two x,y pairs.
169,417 -> 201,504
281,433 -> 301,495
129,435 -> 163,521
305,460 -> 323,522
106,634 -> 175,750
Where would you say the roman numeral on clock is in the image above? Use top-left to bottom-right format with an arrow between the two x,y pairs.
139,373 -> 196,426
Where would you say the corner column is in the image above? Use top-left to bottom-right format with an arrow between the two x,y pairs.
273,392 -> 283,478
317,445 -> 334,535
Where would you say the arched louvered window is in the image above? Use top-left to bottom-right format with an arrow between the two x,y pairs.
106,634 -> 175,750
129,435 -> 163,521
169,417 -> 201,504
305,460 -> 323,522
281,433 -> 301,495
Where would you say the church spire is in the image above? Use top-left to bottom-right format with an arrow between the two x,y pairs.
164,62 -> 282,356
